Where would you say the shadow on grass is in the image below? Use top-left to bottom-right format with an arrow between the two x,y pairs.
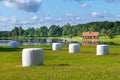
98,42 -> 120,45
44,63 -> 70,66
0,47 -> 22,52
44,48 -> 69,51
111,53 -> 120,55
44,49 -> 52,50
80,51 -> 93,54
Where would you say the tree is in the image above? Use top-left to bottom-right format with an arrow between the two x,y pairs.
62,23 -> 71,37
18,26 -> 24,36
100,28 -> 107,36
11,27 -> 19,36
0,31 -> 11,37
107,29 -> 114,39
23,27 -> 36,36
48,25 -> 62,37
37,26 -> 48,37
113,21 -> 120,35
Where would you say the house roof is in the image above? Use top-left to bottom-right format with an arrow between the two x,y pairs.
82,32 -> 99,36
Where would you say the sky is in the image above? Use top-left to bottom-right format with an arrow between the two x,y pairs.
0,0 -> 120,31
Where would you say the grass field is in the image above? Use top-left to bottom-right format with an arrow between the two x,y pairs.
0,45 -> 120,80
61,35 -> 120,45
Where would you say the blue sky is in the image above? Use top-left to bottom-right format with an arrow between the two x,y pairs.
0,0 -> 120,31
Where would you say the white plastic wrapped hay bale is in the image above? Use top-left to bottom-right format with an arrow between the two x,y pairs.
69,43 -> 80,53
96,44 -> 109,55
22,48 -> 44,66
9,41 -> 19,48
52,43 -> 62,51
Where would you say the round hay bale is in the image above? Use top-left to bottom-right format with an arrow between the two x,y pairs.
52,43 -> 62,51
9,41 -> 19,48
69,43 -> 80,53
96,44 -> 109,55
22,48 -> 44,66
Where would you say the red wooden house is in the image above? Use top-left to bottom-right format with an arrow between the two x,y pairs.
82,32 -> 99,39
82,32 -> 99,46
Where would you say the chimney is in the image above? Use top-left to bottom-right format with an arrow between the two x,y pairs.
88,31 -> 90,34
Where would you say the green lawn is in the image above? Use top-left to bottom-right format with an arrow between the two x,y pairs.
68,35 -> 120,45
0,45 -> 120,80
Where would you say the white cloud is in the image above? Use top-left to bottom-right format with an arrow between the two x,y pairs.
102,11 -> 110,17
91,11 -> 113,19
0,23 -> 7,27
31,16 -> 39,21
3,0 -> 42,12
65,0 -> 120,3
11,17 -> 17,24
105,0 -> 120,3
44,17 -> 52,21
91,12 -> 97,17
65,13 -> 74,17
116,14 -> 120,18
20,20 -> 29,25
19,16 -> 38,25
55,18 -> 62,22
0,17 -> 9,22
75,17 -> 80,20
81,3 -> 88,8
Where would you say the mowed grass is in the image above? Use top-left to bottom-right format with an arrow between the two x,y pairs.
0,45 -> 120,80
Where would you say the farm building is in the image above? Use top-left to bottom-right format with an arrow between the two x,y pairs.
82,32 -> 99,46
82,32 -> 99,39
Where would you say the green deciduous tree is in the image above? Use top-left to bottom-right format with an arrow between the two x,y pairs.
48,25 -> 62,37
36,26 -> 48,37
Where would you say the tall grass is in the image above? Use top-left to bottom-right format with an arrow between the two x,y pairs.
0,45 -> 120,80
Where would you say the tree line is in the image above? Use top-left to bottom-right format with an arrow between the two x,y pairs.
0,21 -> 120,39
